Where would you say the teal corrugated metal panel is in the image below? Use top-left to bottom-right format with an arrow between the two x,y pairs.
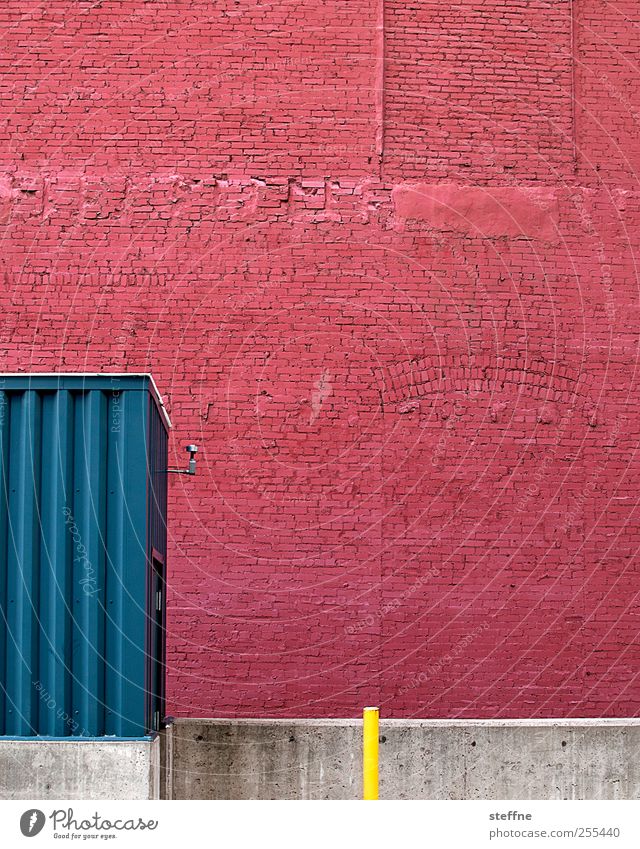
6,392 -> 42,734
38,391 -> 74,735
104,392 -> 126,737
147,394 -> 168,730
119,390 -> 149,737
104,389 -> 148,737
0,390 -> 9,734
0,374 -> 169,738
149,397 -> 168,559
71,391 -> 108,736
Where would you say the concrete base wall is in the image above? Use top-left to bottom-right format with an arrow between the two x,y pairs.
0,737 -> 160,799
165,719 -> 640,800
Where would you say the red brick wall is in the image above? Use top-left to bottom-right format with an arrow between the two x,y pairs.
1,1 -> 640,718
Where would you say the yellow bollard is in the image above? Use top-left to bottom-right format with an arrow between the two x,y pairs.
363,706 -> 379,800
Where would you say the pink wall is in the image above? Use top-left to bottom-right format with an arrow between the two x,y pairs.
1,1 -> 640,717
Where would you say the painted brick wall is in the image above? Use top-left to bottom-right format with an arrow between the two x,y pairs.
1,1 -> 639,718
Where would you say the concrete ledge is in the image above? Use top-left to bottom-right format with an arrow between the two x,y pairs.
0,737 -> 160,799
165,718 -> 640,800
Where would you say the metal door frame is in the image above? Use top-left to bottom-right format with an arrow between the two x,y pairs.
146,548 -> 166,732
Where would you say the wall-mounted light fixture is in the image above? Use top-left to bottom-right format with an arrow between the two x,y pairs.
167,444 -> 198,476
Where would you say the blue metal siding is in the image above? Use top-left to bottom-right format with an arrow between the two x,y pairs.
148,396 -> 168,561
146,396 -> 168,731
105,390 -> 127,737
6,390 -> 42,734
114,388 -> 149,737
0,375 -> 168,738
0,391 -> 8,734
71,389 -> 106,735
38,390 -> 73,736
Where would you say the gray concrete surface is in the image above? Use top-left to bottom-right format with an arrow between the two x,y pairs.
165,718 -> 640,800
0,736 -> 160,799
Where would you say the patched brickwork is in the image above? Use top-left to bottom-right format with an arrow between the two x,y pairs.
1,1 -> 639,718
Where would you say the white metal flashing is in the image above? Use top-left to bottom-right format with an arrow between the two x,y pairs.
0,372 -> 173,429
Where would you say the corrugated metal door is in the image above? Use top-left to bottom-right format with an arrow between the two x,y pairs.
0,375 -> 169,737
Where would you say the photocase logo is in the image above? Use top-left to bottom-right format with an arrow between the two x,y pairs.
20,809 -> 45,837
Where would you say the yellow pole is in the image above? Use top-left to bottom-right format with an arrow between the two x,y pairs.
363,706 -> 379,800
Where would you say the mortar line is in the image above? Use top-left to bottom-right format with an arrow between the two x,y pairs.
375,0 -> 385,179
570,0 -> 579,173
